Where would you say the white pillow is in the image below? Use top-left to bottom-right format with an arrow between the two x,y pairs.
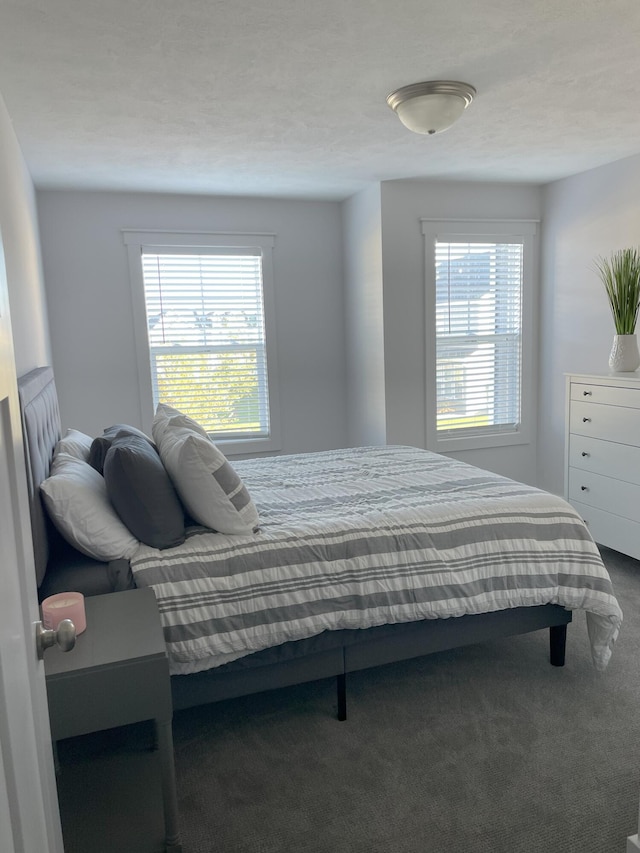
152,403 -> 209,443
40,453 -> 139,561
152,404 -> 259,535
53,429 -> 93,463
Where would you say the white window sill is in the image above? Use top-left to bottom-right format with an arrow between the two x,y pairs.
214,435 -> 282,456
429,429 -> 530,453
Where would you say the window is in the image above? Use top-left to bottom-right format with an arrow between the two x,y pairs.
124,231 -> 280,454
422,220 -> 537,452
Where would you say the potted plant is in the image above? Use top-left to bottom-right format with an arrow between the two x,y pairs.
594,247 -> 640,372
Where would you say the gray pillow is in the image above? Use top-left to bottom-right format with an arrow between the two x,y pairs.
103,433 -> 186,550
88,424 -> 155,474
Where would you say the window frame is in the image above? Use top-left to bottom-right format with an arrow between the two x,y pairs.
123,230 -> 281,455
421,219 -> 538,453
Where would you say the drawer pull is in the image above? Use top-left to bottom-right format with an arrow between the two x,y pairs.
583,390 -> 592,396
581,451 -> 590,457
580,485 -> 589,491
582,417 -> 591,423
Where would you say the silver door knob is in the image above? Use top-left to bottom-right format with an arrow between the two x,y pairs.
35,619 -> 76,660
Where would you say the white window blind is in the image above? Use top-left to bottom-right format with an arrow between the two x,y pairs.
141,249 -> 271,440
435,239 -> 523,438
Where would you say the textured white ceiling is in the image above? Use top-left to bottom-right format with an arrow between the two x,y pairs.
1,0 -> 639,200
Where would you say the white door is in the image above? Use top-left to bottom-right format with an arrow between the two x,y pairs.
0,230 -> 64,851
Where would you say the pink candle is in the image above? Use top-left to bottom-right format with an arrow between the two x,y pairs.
41,592 -> 87,635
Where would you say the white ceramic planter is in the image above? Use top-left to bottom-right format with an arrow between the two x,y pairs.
609,334 -> 640,372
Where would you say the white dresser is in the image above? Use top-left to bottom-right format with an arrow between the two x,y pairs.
565,373 -> 640,560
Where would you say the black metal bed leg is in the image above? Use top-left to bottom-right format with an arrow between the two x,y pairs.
337,673 -> 347,721
550,624 -> 567,667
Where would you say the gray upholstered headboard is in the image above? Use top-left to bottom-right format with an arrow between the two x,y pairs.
18,366 -> 135,598
17,366 -> 61,587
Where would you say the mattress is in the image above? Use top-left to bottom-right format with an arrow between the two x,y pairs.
130,446 -> 622,675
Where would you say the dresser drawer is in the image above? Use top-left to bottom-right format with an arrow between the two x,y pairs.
569,399 -> 640,445
568,435 -> 640,486
571,500 -> 640,560
568,468 -> 640,522
571,381 -> 640,410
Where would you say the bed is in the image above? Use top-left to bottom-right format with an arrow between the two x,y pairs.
19,366 -> 622,720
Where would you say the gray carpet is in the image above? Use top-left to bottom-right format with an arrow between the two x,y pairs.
171,546 -> 640,853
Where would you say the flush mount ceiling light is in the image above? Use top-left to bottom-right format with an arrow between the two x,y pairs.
386,80 -> 476,135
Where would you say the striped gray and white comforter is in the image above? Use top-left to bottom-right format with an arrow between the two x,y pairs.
130,446 -> 622,675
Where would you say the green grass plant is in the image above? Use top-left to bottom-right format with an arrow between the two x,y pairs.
594,248 -> 640,335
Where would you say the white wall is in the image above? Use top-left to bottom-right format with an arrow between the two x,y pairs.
539,153 -> 640,495
36,167 -> 638,490
37,190 -> 347,454
0,95 -> 50,375
342,185 -> 386,446
378,179 -> 543,484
